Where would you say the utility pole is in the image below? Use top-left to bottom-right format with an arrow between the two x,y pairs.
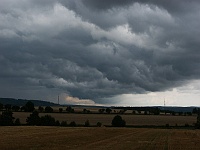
164,98 -> 166,107
164,98 -> 166,115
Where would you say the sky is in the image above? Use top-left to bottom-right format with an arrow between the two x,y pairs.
0,0 -> 200,106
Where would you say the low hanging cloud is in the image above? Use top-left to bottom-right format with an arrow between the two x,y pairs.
0,0 -> 200,104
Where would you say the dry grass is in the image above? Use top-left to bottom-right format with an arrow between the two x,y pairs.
13,112 -> 196,126
1,126 -> 200,150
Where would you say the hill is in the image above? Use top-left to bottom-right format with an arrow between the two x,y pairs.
0,98 -> 59,106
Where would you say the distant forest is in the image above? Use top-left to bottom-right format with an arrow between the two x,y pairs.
0,98 -> 58,106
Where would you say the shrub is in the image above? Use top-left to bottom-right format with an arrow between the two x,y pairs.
24,101 -> 35,112
0,111 -> 15,126
40,115 -> 56,126
60,121 -> 67,127
38,106 -> 44,112
69,121 -> 76,127
26,111 -> 41,125
111,115 -> 126,127
55,120 -> 60,126
14,118 -> 21,126
45,106 -> 53,113
59,108 -> 63,113
84,120 -> 90,127
97,122 -> 102,127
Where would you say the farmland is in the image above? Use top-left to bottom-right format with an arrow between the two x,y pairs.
1,126 -> 200,150
13,112 -> 196,126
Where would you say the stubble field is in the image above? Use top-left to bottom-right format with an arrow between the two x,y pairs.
1,126 -> 200,150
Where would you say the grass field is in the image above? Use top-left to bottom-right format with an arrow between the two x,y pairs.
1,126 -> 200,150
13,112 -> 196,126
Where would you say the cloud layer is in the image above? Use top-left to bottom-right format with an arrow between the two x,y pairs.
0,0 -> 200,104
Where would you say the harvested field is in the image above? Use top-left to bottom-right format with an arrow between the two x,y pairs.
1,126 -> 200,150
13,112 -> 196,126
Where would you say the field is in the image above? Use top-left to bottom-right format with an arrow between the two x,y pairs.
1,126 -> 200,150
13,112 -> 196,126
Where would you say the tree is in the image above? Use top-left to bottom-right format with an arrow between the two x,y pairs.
196,112 -> 200,129
14,118 -> 21,126
5,104 -> 12,111
99,109 -> 105,113
20,106 -> 26,111
12,105 -> 20,112
38,106 -> 44,112
193,108 -> 198,114
84,120 -> 90,127
97,122 -> 102,127
24,101 -> 35,112
111,115 -> 126,127
106,108 -> 112,114
0,111 -> 15,126
66,106 -> 74,113
59,108 -> 63,113
69,121 -> 76,127
40,115 -> 56,126
60,121 -> 67,127
55,120 -> 60,126
0,103 -> 3,110
26,111 -> 41,125
45,106 -> 53,113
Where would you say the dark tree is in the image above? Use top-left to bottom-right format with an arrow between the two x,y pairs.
12,105 -> 20,112
0,103 -> 3,110
196,112 -> 200,129
66,106 -> 74,113
40,115 -> 56,126
45,106 -> 53,113
26,111 -> 41,125
14,118 -> 21,126
25,101 -> 35,112
38,106 -> 44,112
59,108 -> 63,113
5,104 -> 12,111
193,108 -> 198,114
84,120 -> 90,127
111,115 -> 126,127
106,108 -> 112,114
55,120 -> 60,126
20,106 -> 26,111
97,122 -> 102,127
69,121 -> 76,127
60,121 -> 67,127
99,109 -> 105,113
0,111 -> 15,126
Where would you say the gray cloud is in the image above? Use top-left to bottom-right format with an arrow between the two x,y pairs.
0,0 -> 200,104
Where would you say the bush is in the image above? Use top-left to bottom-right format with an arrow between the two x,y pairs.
111,115 -> 126,127
84,120 -> 90,127
40,115 -> 56,126
12,105 -> 20,112
59,108 -> 63,113
38,106 -> 44,112
14,118 -> 21,126
69,121 -> 76,127
24,101 -> 35,112
45,106 -> 53,113
60,121 -> 67,127
55,120 -> 60,126
97,122 -> 102,127
26,111 -> 41,125
0,111 -> 15,126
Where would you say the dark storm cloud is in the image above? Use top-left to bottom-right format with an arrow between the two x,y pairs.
0,0 -> 200,103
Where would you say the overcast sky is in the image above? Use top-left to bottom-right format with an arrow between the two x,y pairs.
0,0 -> 200,106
